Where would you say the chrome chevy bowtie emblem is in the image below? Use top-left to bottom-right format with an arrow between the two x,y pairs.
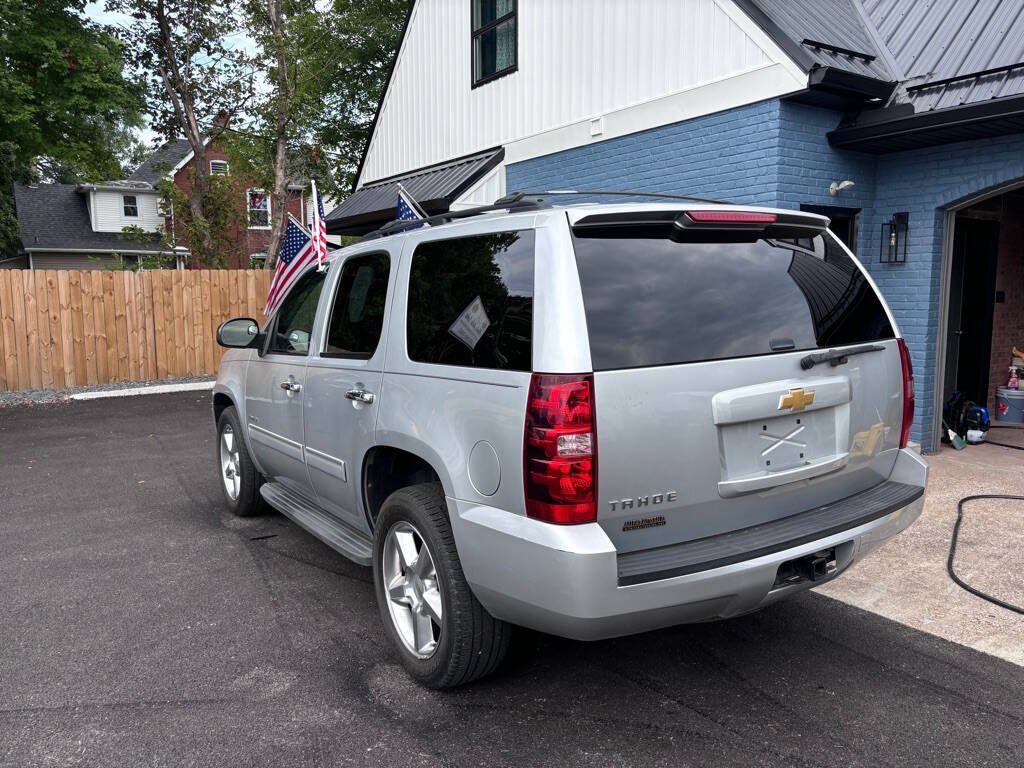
779,387 -> 815,412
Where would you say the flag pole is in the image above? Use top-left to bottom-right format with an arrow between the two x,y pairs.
396,182 -> 429,219
310,179 -> 325,272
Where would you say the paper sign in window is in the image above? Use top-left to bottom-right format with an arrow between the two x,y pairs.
448,296 -> 490,350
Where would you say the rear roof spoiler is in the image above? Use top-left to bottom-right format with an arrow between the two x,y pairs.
572,209 -> 829,238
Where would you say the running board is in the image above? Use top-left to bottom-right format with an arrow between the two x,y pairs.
260,482 -> 373,566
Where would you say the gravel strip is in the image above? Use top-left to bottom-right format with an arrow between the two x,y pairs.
0,375 -> 214,408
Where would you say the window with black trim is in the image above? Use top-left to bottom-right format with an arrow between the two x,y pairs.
472,0 -> 516,86
407,230 -> 534,371
123,195 -> 138,217
324,252 -> 390,359
268,269 -> 326,355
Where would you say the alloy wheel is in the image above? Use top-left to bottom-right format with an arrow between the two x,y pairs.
220,424 -> 241,501
382,521 -> 444,658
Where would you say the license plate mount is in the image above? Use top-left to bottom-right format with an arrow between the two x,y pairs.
755,412 -> 831,473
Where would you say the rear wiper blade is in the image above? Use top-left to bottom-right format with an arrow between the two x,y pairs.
800,344 -> 886,370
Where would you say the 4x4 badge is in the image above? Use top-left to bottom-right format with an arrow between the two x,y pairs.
779,387 -> 815,412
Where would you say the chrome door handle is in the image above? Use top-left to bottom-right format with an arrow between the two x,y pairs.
345,388 -> 375,404
280,380 -> 302,392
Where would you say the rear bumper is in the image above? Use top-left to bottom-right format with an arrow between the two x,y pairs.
451,448 -> 927,641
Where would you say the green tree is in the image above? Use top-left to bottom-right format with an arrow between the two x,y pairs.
242,0 -> 304,264
160,170 -> 247,268
106,0 -> 255,264
0,143 -> 29,261
309,0 -> 409,196
242,0 -> 408,220
0,0 -> 144,254
0,0 -> 144,178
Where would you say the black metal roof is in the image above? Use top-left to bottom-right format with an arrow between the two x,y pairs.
737,0 -> 1024,109
326,147 -> 504,235
128,138 -> 194,185
863,0 -> 1024,112
735,0 -> 1024,151
14,184 -> 166,254
734,0 -> 894,81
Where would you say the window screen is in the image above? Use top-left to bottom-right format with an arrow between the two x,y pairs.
268,269 -> 325,355
407,231 -> 534,371
324,252 -> 390,359
571,226 -> 894,370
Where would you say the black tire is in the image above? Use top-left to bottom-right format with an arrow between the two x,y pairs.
215,406 -> 264,517
372,482 -> 510,688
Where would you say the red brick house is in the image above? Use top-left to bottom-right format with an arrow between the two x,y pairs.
6,139 -> 319,271
130,139 -> 309,270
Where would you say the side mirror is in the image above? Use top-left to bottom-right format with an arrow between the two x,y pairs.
217,317 -> 261,348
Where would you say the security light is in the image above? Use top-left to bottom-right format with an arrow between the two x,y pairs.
829,180 -> 856,196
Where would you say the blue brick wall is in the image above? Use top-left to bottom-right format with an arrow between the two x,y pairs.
508,99 -> 1024,450
775,102 -> 877,225
866,133 -> 1024,451
506,99 -> 784,205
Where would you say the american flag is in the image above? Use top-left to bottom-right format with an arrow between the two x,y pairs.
310,179 -> 328,269
394,185 -> 427,231
264,214 -> 318,318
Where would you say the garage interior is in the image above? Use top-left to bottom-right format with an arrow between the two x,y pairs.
943,187 -> 1024,425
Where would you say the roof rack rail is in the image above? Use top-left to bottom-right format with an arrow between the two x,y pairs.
515,189 -> 731,205
361,189 -> 731,240
361,192 -> 546,240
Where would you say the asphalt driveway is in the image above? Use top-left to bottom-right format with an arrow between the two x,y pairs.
1,393 -> 1022,767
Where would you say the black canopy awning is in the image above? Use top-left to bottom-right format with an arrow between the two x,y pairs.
326,147 -> 504,235
828,93 -> 1024,154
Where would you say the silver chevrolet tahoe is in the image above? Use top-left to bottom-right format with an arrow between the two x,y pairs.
213,197 -> 928,688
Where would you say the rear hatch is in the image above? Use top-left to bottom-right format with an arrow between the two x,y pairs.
569,208 -> 904,554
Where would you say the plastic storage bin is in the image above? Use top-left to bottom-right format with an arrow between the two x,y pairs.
994,387 -> 1024,424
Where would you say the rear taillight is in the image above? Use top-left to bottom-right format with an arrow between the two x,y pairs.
898,339 -> 914,449
524,373 -> 597,524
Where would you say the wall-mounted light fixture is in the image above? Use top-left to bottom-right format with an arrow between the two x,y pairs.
880,212 -> 908,263
829,180 -> 855,196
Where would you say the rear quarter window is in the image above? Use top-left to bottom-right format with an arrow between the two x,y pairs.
571,226 -> 893,370
407,230 -> 534,371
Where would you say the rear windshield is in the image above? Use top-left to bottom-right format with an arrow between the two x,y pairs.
571,225 -> 894,370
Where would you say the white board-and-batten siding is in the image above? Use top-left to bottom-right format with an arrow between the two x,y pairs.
359,0 -> 806,186
89,190 -> 164,233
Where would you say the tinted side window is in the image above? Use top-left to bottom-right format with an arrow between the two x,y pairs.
407,231 -> 534,371
324,252 -> 390,359
571,227 -> 894,370
268,269 -> 325,355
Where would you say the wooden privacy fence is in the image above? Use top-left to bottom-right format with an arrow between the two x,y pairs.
0,269 -> 272,392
